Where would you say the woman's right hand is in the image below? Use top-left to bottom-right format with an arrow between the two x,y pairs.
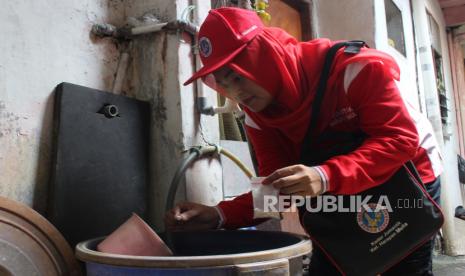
164,202 -> 220,231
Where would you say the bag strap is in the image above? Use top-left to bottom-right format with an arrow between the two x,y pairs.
405,160 -> 426,187
298,41 -> 426,187
301,40 -> 365,155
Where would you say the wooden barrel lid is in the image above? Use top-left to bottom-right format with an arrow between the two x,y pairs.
0,196 -> 82,275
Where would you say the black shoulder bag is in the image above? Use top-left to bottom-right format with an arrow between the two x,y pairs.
298,41 -> 444,276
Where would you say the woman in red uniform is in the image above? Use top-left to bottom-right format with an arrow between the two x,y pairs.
165,7 -> 442,275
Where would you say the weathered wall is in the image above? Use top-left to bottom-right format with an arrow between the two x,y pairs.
449,29 -> 465,212
315,0 -> 420,111
373,0 -> 420,110
124,0 -> 222,231
0,0 -> 222,232
411,0 -> 464,255
312,0 -> 376,48
451,25 -> 465,158
426,0 -> 464,255
0,0 -> 126,213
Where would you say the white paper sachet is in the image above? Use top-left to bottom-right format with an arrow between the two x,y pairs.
251,177 -> 281,219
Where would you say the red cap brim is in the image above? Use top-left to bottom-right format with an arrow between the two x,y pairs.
183,43 -> 248,86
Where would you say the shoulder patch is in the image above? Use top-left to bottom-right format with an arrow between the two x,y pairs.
245,114 -> 261,130
344,61 -> 369,93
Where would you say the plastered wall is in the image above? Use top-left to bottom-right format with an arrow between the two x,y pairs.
0,1 -> 222,232
0,0 -> 126,213
313,0 -> 376,47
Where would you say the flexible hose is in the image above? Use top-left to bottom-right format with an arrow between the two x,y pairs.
164,145 -> 255,252
165,146 -> 216,252
165,146 -> 216,213
220,148 -> 255,178
165,145 -> 254,214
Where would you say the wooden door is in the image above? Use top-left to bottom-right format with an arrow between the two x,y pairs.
264,0 -> 302,40
265,0 -> 313,41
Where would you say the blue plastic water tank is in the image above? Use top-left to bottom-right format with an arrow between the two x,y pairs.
76,230 -> 311,276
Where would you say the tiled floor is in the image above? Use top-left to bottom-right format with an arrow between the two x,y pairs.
433,217 -> 465,275
433,254 -> 465,276
454,217 -> 465,255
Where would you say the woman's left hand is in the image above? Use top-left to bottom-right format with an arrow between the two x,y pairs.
262,165 -> 324,197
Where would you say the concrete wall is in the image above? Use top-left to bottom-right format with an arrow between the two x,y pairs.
374,0 -> 421,110
411,0 -> 464,255
450,28 -> 465,158
449,30 -> 465,209
426,0 -> 464,255
312,0 -> 376,48
314,0 -> 421,111
106,0 -> 222,231
0,0 -> 222,232
0,0 -> 126,214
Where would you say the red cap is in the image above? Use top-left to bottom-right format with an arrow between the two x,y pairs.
183,7 -> 264,86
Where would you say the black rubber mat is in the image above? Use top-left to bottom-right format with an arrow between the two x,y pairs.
48,82 -> 150,247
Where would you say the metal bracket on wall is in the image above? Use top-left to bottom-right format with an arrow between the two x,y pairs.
91,19 -> 198,39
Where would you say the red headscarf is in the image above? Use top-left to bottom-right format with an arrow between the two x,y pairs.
228,27 -> 400,145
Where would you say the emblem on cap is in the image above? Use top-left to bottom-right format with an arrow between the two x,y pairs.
199,37 -> 212,58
